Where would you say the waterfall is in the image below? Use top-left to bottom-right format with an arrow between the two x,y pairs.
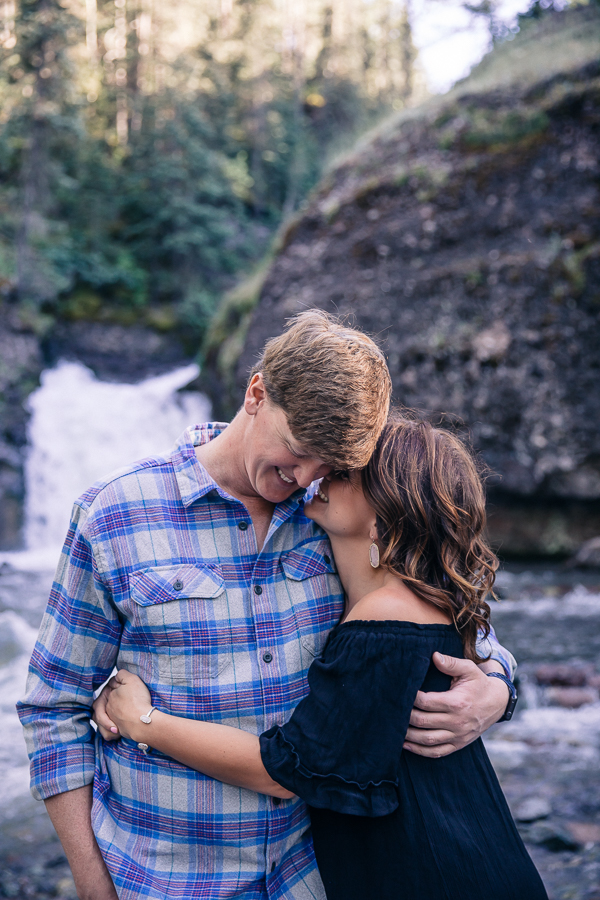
23,360 -> 211,553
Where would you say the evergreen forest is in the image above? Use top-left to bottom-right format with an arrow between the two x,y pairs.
0,0 -> 424,353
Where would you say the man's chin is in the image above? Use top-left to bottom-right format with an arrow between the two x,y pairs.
260,478 -> 297,504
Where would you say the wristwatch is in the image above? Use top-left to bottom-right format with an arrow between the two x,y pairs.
487,672 -> 518,722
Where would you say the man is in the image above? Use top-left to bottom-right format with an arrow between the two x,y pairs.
18,311 -> 515,900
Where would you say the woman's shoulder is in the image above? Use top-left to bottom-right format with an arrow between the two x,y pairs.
343,586 -> 452,627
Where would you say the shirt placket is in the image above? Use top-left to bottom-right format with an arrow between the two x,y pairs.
250,513 -> 300,889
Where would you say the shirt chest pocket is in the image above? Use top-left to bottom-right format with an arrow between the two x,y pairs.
129,564 -> 232,682
280,544 -> 342,667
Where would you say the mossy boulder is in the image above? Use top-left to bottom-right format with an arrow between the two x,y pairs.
214,7 -> 600,557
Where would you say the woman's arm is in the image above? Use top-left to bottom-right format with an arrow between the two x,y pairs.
99,671 -> 294,799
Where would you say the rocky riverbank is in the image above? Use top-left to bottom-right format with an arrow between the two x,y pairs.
1,560 -> 599,899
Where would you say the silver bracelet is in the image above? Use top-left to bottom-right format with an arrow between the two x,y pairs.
139,706 -> 158,724
138,707 -> 158,753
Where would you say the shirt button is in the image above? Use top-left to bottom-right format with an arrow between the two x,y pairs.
254,585 -> 262,595
271,861 -> 277,873
272,797 -> 281,806
324,554 -> 331,564
173,579 -> 183,591
263,652 -> 273,663
238,521 -> 248,531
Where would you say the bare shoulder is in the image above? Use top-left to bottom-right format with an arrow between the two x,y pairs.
344,586 -> 452,626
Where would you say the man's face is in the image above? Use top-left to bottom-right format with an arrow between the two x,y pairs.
243,378 -> 332,503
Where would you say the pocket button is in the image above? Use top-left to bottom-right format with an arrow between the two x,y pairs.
173,579 -> 183,591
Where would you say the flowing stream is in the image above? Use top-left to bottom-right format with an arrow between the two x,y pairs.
0,362 -> 599,898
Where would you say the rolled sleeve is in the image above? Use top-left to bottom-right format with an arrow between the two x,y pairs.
478,623 -> 517,680
17,501 -> 121,800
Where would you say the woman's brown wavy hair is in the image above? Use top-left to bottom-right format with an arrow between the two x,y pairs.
361,415 -> 498,662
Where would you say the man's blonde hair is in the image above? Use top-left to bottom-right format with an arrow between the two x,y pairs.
250,310 -> 391,468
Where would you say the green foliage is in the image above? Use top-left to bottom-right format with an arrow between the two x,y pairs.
0,0 -> 413,346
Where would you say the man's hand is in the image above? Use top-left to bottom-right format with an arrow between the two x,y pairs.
403,652 -> 509,758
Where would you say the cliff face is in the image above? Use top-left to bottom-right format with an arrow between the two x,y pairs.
0,308 -> 43,549
233,9 -> 600,556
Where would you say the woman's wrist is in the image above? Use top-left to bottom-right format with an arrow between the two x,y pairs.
134,709 -> 167,748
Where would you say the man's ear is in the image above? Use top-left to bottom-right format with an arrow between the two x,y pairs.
244,372 -> 268,417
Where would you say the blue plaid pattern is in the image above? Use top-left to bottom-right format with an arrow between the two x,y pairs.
18,423 -> 515,899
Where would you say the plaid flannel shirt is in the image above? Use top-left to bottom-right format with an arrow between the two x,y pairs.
18,424 -> 515,900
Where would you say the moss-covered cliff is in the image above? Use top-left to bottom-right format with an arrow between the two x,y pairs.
206,6 -> 600,557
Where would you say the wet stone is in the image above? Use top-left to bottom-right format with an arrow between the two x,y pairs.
546,686 -> 598,708
515,797 -> 552,823
525,821 -> 582,853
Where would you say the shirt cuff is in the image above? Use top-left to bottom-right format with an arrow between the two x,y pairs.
479,639 -> 517,680
29,742 -> 96,801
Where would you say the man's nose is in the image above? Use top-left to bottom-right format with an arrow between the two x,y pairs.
294,462 -> 331,488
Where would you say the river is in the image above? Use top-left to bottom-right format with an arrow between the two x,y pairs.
0,362 -> 598,899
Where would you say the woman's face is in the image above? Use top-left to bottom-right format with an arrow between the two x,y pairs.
304,469 -> 376,541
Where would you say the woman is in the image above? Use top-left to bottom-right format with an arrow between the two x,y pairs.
97,416 -> 548,899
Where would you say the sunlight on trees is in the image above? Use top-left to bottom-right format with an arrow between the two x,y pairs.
0,0 -> 426,345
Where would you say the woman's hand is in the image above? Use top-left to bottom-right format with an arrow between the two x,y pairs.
92,670 -> 152,742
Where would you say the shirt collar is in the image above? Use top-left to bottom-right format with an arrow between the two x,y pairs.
171,423 -> 229,507
171,423 -> 307,523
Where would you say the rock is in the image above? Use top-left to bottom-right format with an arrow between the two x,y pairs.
514,797 -> 552,823
535,664 -> 594,687
218,15 -> 600,558
571,536 -> 600,568
0,305 -> 44,550
546,686 -> 598,708
472,321 -> 511,363
526,821 -> 582,852
566,822 -> 600,845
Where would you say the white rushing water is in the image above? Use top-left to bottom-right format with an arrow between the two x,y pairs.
0,360 -> 211,813
22,360 -> 211,555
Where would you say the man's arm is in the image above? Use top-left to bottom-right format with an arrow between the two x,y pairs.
17,501 -> 121,897
44,787 -> 118,900
403,624 -> 515,758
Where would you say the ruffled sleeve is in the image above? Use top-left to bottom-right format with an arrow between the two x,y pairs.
260,621 -> 441,817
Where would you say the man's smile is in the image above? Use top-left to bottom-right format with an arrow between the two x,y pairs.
277,467 -> 295,485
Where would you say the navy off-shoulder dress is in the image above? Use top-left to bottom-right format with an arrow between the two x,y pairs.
260,621 -> 548,900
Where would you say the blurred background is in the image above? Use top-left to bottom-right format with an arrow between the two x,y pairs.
0,1 -> 599,897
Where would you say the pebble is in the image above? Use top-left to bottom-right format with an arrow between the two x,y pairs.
526,821 -> 582,852
546,686 -> 598,708
534,663 -> 593,687
514,797 -> 552,822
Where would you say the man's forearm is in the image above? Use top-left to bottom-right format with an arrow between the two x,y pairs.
44,785 -> 118,900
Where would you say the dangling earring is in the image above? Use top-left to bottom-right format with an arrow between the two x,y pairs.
369,540 -> 380,569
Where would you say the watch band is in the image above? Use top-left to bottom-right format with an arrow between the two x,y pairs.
487,672 -> 518,722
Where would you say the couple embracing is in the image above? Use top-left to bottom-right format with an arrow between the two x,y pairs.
19,311 -> 547,899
